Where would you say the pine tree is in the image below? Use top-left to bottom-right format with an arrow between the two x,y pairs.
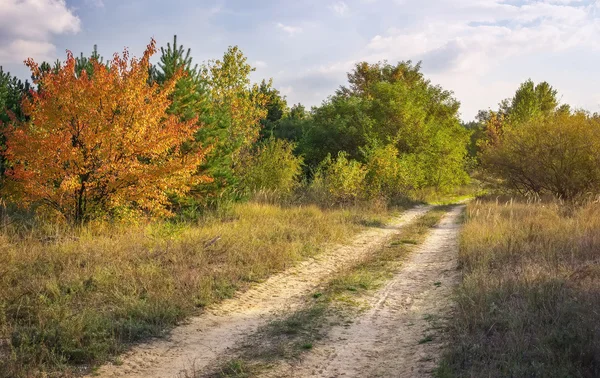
152,35 -> 206,121
74,45 -> 106,77
153,37 -> 268,208
258,79 -> 288,140
0,67 -> 30,182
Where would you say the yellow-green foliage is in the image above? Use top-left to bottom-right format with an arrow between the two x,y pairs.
363,144 -> 405,200
438,199 -> 600,377
239,138 -> 303,197
0,202 -> 389,377
310,152 -> 367,205
480,110 -> 600,199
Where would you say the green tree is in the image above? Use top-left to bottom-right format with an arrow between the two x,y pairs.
310,152 -> 367,205
504,80 -> 558,125
152,37 -> 268,207
35,46 -> 106,80
152,35 -> 205,122
471,80 -> 562,166
269,103 -> 311,144
289,103 -> 308,120
0,68 -> 29,183
238,137 -> 303,197
298,95 -> 368,168
363,143 -> 404,199
258,79 -> 288,140
74,45 -> 105,77
193,46 -> 268,205
299,61 -> 470,191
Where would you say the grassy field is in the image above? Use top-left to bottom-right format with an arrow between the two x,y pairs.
437,198 -> 600,378
0,202 -> 398,377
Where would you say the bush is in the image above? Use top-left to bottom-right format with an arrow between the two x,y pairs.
238,138 -> 303,199
480,112 -> 600,199
310,152 -> 367,205
363,144 -> 405,200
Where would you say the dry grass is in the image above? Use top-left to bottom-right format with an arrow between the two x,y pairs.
0,202 -> 396,377
437,198 -> 600,378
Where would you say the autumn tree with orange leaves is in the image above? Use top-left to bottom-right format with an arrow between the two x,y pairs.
2,39 -> 208,223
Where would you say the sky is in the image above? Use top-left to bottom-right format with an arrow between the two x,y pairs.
1,0 -> 600,121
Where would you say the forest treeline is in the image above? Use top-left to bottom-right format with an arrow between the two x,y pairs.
1,36 -> 599,223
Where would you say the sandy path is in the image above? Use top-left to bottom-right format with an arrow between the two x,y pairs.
91,206 -> 432,378
264,205 -> 464,378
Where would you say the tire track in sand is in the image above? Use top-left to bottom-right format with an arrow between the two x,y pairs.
91,205 -> 432,378
261,205 -> 464,378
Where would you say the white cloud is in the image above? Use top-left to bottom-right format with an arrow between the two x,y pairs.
330,1 -> 349,15
0,0 -> 80,63
277,22 -> 303,36
363,0 -> 599,76
316,59 -> 357,74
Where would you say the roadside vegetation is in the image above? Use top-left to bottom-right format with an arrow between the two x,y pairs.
437,198 -> 600,377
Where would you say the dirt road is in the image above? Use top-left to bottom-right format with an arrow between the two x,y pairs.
92,206 -> 433,378
263,205 -> 464,377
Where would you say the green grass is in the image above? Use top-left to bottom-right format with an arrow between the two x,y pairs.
0,202 -> 397,377
413,182 -> 485,205
436,198 -> 600,378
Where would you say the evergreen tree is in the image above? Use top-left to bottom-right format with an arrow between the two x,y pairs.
33,46 -> 106,85
153,36 -> 268,208
152,35 -> 206,121
74,45 -> 105,77
193,46 -> 267,206
0,67 -> 30,183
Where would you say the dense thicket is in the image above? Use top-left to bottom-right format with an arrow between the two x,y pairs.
150,37 -> 268,209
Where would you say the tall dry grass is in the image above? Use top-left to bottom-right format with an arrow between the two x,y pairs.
437,198 -> 600,378
0,202 -> 394,377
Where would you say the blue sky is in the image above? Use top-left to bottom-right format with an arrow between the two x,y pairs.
1,0 -> 600,120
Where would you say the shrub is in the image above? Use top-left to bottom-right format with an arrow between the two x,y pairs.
479,112 -> 600,199
238,138 -> 303,198
363,144 -> 405,200
310,152 -> 367,205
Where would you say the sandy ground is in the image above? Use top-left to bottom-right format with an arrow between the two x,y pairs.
91,206 -> 432,378
262,205 -> 464,378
